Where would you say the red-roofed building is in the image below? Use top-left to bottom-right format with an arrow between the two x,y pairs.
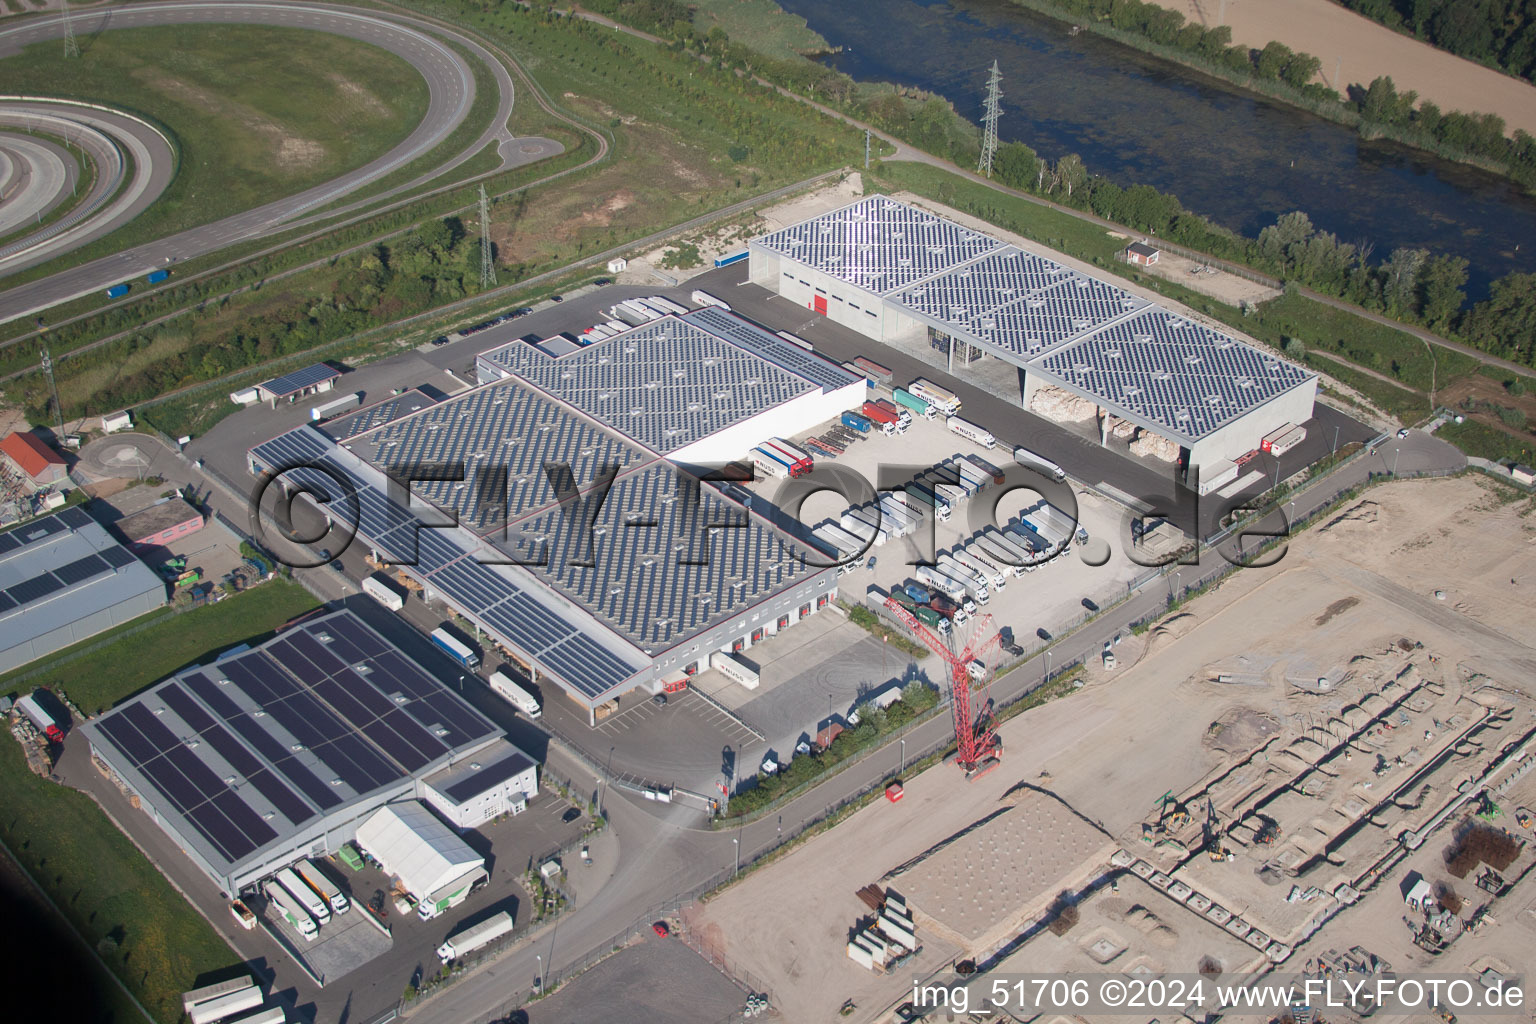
0,431 -> 67,486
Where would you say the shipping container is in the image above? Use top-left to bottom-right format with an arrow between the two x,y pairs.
902,582 -> 931,605
914,606 -> 950,634
946,415 -> 996,449
962,454 -> 1007,485
1013,445 -> 1067,482
105,283 -> 130,299
183,976 -> 255,1015
309,392 -> 360,421
146,269 -> 170,284
295,858 -> 349,915
430,627 -> 481,669
1197,458 -> 1240,496
1269,425 -> 1307,456
853,356 -> 893,382
873,398 -> 911,427
861,401 -> 899,427
188,987 -> 264,1024
713,250 -> 749,268
759,439 -> 812,476
437,911 -> 515,963
489,669 -> 542,717
276,867 -> 330,925
263,880 -> 317,940
1259,423 -> 1295,452
891,388 -> 934,419
690,289 -> 731,311
840,411 -> 871,433
907,378 -> 959,413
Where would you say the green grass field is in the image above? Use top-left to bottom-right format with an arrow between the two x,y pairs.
0,580 -> 320,1023
1,577 -> 319,714
691,0 -> 831,61
0,23 -> 430,289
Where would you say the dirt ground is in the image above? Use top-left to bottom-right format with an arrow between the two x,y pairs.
1439,373 -> 1536,451
689,474 -> 1536,1024
1145,0 -> 1536,136
1110,234 -> 1282,307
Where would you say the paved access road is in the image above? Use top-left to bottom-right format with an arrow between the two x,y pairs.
0,0 -> 526,322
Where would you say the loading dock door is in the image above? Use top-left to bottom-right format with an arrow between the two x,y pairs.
812,295 -> 827,315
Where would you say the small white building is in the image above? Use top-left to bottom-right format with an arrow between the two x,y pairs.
606,257 -> 628,274
1511,464 -> 1534,486
422,740 -> 539,829
355,801 -> 487,915
101,410 -> 133,434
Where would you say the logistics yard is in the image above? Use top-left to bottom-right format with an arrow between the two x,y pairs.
688,473 -> 1536,1023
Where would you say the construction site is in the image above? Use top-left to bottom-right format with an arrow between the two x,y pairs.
686,473 -> 1536,1023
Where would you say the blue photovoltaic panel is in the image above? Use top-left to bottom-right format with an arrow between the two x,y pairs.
53,554 -> 109,586
58,506 -> 93,529
0,532 -> 19,555
0,592 -> 16,614
442,751 -> 534,804
7,573 -> 63,605
260,363 -> 339,397
101,546 -> 139,569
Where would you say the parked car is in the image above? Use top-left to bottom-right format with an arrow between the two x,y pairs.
431,335 -> 449,346
761,756 -> 779,775
652,921 -> 670,937
592,277 -> 611,286
651,693 -> 668,707
561,807 -> 581,823
1397,427 -> 1410,438
550,294 -> 564,303
511,307 -> 533,318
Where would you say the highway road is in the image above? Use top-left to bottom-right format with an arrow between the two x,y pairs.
0,0 -> 526,323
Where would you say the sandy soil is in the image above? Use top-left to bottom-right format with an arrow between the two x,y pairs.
1109,234 -> 1282,307
690,475 -> 1536,1024
1144,0 -> 1536,136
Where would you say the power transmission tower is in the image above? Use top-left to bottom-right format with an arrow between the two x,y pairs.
977,60 -> 1002,178
40,345 -> 65,432
478,184 -> 496,290
62,0 -> 80,59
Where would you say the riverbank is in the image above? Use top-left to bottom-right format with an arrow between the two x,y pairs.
1142,0 -> 1536,137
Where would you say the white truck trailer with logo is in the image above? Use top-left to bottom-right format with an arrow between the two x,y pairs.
295,858 -> 349,915
937,555 -> 990,603
362,574 -> 405,611
263,880 -> 317,940
1013,445 -> 1067,482
946,416 -> 996,449
489,669 -> 542,718
276,867 -> 329,925
437,911 -> 515,964
908,379 -> 960,414
955,458 -> 990,491
951,547 -> 1007,589
916,566 -> 967,602
709,651 -> 760,689
903,482 -> 950,521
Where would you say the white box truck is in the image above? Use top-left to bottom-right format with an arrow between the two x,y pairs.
489,669 -> 541,718
263,880 -> 317,940
437,910 -> 515,963
295,858 -> 349,915
276,867 -> 330,925
362,574 -> 405,611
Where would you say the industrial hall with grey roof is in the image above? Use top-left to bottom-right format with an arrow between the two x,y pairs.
81,610 -> 508,895
749,194 -> 1317,468
250,309 -> 862,720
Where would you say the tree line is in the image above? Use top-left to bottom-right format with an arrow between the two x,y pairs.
1337,0 -> 1536,82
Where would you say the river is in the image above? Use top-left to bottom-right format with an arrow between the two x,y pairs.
777,0 -> 1536,301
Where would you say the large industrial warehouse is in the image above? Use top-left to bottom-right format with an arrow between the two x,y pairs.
80,610 -> 513,895
0,505 -> 165,673
749,194 -> 1317,469
250,309 -> 861,721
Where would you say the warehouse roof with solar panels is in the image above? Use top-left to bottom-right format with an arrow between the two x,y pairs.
753,194 -> 1316,446
249,310 -> 842,711
80,610 -> 501,893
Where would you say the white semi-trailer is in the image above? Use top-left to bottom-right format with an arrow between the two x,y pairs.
951,547 -> 1007,589
188,988 -> 264,1024
295,858 -> 349,915
276,867 -> 330,925
183,976 -> 255,1016
437,911 -> 515,963
489,669 -> 542,718
1013,445 -> 1067,482
709,651 -> 761,690
362,574 -> 405,611
263,880 -> 317,941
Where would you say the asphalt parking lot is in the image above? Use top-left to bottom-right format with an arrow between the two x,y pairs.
522,935 -> 747,1024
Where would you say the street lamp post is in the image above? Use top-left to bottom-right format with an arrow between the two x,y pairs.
1331,424 -> 1341,457
1045,649 -> 1052,682
535,953 -> 542,992
732,837 -> 740,878
900,738 -> 906,774
457,675 -> 464,692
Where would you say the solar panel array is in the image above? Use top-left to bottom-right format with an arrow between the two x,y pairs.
679,307 -> 862,393
753,194 -> 1004,295
320,388 -> 438,442
87,612 -> 499,871
479,316 -> 818,455
249,426 -> 652,700
768,196 -> 1315,442
351,381 -> 645,533
894,246 -> 1149,359
440,748 -> 535,804
506,463 -> 809,651
1035,308 -> 1314,439
0,506 -> 144,618
259,363 -> 340,397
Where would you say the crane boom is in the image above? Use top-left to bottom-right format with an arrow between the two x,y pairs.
881,596 -> 1003,777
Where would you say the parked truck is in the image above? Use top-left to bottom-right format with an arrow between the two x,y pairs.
437,911 -> 515,963
873,398 -> 911,428
904,482 -> 951,521
860,401 -> 900,434
937,555 -> 990,604
489,669 -> 542,717
362,574 -> 405,611
263,880 -> 317,940
690,289 -> 731,311
1013,445 -> 1067,482
183,976 -> 255,1016
951,547 -> 1007,589
430,627 -> 481,669
16,692 -> 65,742
840,411 -> 872,433
908,378 -> 960,414
974,534 -> 1029,576
946,415 -> 996,449
276,867 -> 330,925
295,858 -> 349,915
891,388 -> 935,419
913,606 -> 951,635
749,447 -> 789,479
188,987 -> 264,1024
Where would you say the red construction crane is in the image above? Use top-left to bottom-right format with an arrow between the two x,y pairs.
882,597 -> 1003,778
